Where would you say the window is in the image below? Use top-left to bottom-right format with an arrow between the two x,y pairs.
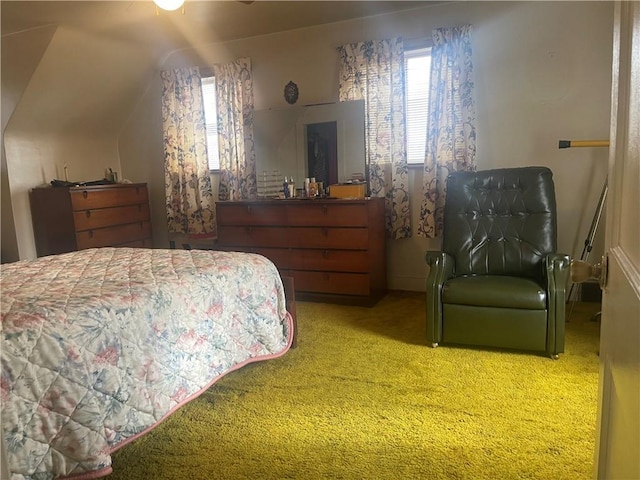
201,76 -> 220,171
404,47 -> 431,165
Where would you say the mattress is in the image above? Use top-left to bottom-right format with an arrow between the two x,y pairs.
1,247 -> 293,480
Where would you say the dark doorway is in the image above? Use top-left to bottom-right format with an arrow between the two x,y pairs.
306,122 -> 338,185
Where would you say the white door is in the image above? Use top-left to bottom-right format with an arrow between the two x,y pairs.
594,2 -> 640,478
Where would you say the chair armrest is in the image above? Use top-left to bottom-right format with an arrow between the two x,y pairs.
426,250 -> 455,284
425,251 -> 455,345
545,253 -> 571,355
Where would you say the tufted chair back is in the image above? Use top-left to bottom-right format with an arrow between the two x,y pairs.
442,167 -> 557,280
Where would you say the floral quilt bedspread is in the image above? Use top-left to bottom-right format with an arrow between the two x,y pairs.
1,248 -> 293,480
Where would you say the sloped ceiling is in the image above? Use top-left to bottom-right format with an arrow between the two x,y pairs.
2,1 -> 439,60
1,1 -> 441,136
7,26 -> 155,135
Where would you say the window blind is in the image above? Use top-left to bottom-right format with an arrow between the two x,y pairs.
404,48 -> 431,165
201,76 -> 220,170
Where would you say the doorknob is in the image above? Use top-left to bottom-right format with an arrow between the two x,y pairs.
570,255 -> 608,289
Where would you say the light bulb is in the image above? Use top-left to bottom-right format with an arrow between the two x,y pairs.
154,0 -> 185,11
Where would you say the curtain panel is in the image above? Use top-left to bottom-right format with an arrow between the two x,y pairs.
418,24 -> 477,238
337,38 -> 411,240
213,57 -> 257,201
161,67 -> 216,235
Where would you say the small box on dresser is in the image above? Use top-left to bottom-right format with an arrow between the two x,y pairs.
216,197 -> 386,305
30,183 -> 152,257
328,183 -> 367,199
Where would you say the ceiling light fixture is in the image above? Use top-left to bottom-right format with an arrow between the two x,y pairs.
154,0 -> 185,12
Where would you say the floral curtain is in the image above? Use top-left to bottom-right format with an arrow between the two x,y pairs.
161,67 -> 216,235
418,24 -> 477,238
337,38 -> 411,240
213,57 -> 257,201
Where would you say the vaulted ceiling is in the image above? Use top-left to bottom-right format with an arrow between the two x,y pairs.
1,1 -> 444,136
2,1 -> 439,59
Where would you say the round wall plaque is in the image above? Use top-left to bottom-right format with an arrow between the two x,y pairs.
284,81 -> 299,105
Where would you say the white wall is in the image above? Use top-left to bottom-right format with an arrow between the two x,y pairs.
2,1 -> 612,293
118,73 -> 168,248
1,25 -> 56,263
122,1 -> 612,291
2,26 -> 155,260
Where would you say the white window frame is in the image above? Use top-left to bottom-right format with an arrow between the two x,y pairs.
201,76 -> 220,171
404,46 -> 432,166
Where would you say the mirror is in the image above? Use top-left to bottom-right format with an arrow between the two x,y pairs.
253,100 -> 365,195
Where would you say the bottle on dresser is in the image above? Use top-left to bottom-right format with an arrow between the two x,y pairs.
308,177 -> 318,197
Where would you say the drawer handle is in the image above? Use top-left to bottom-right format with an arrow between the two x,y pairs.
85,210 -> 91,218
322,250 -> 329,258
322,228 -> 328,237
82,191 -> 88,199
88,230 -> 94,238
246,226 -> 253,235
322,205 -> 328,214
247,205 -> 252,214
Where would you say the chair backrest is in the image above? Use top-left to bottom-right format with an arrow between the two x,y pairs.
443,166 -> 557,279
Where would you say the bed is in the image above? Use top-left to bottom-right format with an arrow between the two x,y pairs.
0,247 -> 295,480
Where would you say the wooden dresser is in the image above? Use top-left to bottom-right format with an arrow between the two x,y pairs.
216,198 -> 386,305
30,183 -> 152,257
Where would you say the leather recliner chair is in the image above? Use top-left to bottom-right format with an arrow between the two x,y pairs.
426,166 -> 571,358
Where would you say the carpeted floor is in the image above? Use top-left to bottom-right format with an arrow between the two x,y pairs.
111,292 -> 601,480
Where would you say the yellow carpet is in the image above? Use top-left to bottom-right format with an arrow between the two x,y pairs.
111,292 -> 601,479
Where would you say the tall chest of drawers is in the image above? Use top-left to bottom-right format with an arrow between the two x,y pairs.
216,198 -> 386,304
30,183 -> 152,257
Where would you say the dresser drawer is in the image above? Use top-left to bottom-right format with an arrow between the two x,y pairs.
292,271 -> 371,296
286,203 -> 369,227
70,185 -> 148,210
213,197 -> 386,303
73,204 -> 150,230
76,221 -> 152,249
250,248 -> 295,269
246,247 -> 369,273
289,227 -> 369,250
217,226 -> 289,248
293,249 -> 369,272
216,204 -> 286,226
30,183 -> 153,257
